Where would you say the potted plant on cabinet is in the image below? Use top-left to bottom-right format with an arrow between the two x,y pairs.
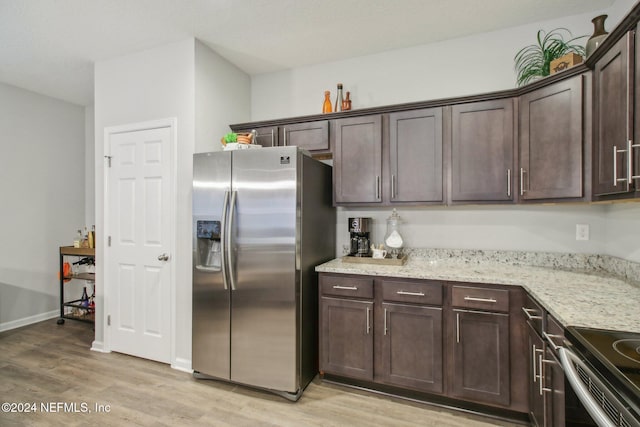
514,28 -> 586,86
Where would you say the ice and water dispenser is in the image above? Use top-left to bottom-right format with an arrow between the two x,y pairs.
195,220 -> 221,270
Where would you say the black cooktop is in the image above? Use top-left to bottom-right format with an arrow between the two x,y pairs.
566,326 -> 640,416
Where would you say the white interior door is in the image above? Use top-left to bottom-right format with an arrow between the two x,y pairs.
106,125 -> 172,363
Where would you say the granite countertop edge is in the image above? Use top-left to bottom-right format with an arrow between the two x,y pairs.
315,250 -> 640,333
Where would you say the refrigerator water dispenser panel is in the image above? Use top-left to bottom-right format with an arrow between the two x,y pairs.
196,220 -> 221,270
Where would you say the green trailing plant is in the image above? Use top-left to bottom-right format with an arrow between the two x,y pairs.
514,28 -> 587,86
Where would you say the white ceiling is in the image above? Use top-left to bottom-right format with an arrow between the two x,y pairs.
0,0 -> 614,106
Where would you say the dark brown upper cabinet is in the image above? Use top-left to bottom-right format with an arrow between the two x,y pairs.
593,31 -> 636,196
388,108 -> 443,203
519,74 -> 587,201
279,120 -> 330,154
234,125 -> 279,147
450,99 -> 515,203
333,115 -> 383,204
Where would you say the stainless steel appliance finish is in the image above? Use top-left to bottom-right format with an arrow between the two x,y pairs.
563,326 -> 640,427
192,147 -> 335,401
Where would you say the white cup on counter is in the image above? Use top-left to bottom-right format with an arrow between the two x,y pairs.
372,248 -> 387,259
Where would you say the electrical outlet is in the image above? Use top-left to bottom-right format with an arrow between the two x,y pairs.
576,224 -> 589,241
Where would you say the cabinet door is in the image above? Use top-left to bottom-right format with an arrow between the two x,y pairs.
544,348 -> 565,427
451,99 -> 514,202
389,108 -> 443,203
380,303 -> 443,393
527,322 -> 546,427
320,297 -> 374,381
451,309 -> 510,406
333,115 -> 383,203
594,32 -> 634,195
520,76 -> 584,200
280,121 -> 330,152
236,126 -> 278,147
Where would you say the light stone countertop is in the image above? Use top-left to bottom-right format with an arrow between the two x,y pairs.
315,249 -> 640,333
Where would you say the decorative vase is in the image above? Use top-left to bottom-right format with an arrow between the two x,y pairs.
586,14 -> 608,57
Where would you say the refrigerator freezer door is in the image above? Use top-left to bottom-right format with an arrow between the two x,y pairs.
192,151 -> 232,380
230,147 -> 299,393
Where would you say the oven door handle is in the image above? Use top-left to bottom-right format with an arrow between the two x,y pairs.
558,347 -> 616,427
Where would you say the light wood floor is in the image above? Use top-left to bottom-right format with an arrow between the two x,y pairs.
0,320 -> 524,426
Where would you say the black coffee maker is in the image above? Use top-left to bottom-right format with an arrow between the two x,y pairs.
349,217 -> 372,257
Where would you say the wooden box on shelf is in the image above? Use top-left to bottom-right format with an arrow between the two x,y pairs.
550,53 -> 583,75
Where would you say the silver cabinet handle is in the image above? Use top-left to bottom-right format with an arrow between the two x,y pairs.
532,344 -> 538,382
283,128 -> 287,146
376,176 -> 381,200
537,348 -> 545,396
227,190 -> 238,291
632,140 -> 640,181
220,190 -> 230,290
332,285 -> 357,291
464,296 -> 496,303
543,331 -> 563,352
384,308 -> 388,335
157,253 -> 169,261
397,290 -> 425,297
456,313 -> 460,343
506,168 -> 511,197
614,145 -> 629,186
522,307 -> 542,321
627,140 -> 633,184
366,307 -> 371,334
613,145 -> 619,186
520,167 -> 525,195
391,174 -> 396,199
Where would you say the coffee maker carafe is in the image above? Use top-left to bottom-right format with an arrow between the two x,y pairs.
349,217 -> 372,257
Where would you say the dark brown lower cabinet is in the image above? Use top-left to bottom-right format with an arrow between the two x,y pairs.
527,322 -> 546,426
320,297 -> 373,381
450,309 -> 510,406
379,303 -> 443,393
544,348 -> 565,427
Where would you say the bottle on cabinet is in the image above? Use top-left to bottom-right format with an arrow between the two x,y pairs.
342,91 -> 352,111
322,91 -> 332,113
73,230 -> 83,248
334,83 -> 344,112
80,287 -> 89,307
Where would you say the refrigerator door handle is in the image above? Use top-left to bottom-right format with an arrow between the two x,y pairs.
227,190 -> 238,291
219,190 -> 230,290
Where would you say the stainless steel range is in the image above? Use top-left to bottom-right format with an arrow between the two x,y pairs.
563,326 -> 640,427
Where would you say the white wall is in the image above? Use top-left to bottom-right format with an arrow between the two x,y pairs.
195,40 -> 251,153
94,39 -> 196,367
94,38 -> 251,368
336,205 -> 608,258
0,82 -> 85,330
252,1 -> 635,120
251,0 -> 638,261
604,203 -> 640,262
85,105 -> 95,226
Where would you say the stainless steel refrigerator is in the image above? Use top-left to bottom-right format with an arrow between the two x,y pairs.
192,146 -> 335,401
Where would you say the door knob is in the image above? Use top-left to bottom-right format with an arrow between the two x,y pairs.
158,253 -> 170,261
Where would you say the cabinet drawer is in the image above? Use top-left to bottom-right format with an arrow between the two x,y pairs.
522,293 -> 545,335
545,314 -> 565,351
381,280 -> 442,305
452,285 -> 510,313
320,275 -> 374,299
